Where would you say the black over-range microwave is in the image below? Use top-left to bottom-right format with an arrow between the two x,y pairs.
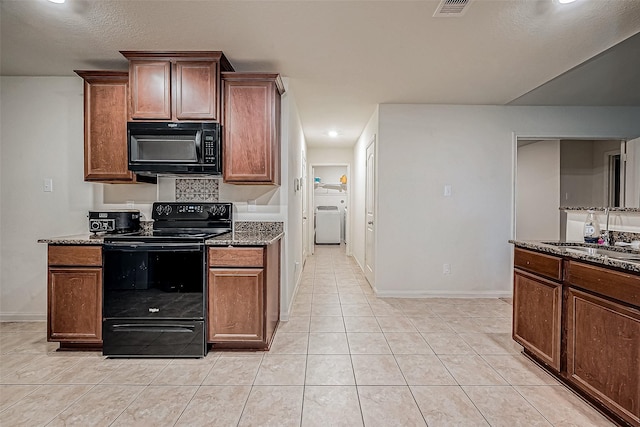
127,122 -> 221,176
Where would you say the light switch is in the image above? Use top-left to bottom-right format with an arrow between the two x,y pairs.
443,185 -> 452,197
43,178 -> 53,192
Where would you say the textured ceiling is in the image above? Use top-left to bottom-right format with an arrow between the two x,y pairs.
2,0 -> 640,147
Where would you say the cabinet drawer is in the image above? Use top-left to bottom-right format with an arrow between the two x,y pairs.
514,248 -> 563,281
208,247 -> 264,267
48,246 -> 102,267
567,261 -> 640,307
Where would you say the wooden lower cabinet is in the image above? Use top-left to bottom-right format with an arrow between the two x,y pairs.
566,287 -> 640,426
208,268 -> 264,343
207,241 -> 281,349
47,245 -> 103,347
48,268 -> 102,343
513,269 -> 562,371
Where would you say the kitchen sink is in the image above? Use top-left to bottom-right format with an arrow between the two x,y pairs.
563,246 -> 640,261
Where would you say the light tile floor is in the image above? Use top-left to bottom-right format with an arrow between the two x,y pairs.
0,244 -> 614,426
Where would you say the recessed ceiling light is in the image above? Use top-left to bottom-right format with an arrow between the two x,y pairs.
328,130 -> 338,138
558,0 -> 577,4
47,0 -> 66,3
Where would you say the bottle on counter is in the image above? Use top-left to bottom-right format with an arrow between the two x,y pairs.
583,210 -> 601,244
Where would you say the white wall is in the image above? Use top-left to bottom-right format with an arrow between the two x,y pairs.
560,140 -> 595,206
1,77 -> 94,320
281,79 -> 307,320
307,147 -> 353,165
516,140 -> 560,240
375,104 -> 640,298
351,107 -> 378,273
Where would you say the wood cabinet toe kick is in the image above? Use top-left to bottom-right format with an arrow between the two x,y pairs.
513,247 -> 640,427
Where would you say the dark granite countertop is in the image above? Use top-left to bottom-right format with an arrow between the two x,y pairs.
510,240 -> 640,273
205,231 -> 283,246
39,231 -> 283,246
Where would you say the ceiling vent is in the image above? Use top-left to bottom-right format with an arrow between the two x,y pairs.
433,0 -> 473,17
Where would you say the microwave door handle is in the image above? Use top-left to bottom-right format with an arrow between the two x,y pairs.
195,130 -> 202,162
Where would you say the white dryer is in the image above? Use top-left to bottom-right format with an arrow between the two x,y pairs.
315,206 -> 341,244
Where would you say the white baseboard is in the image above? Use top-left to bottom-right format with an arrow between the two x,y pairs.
374,289 -> 513,299
0,313 -> 46,322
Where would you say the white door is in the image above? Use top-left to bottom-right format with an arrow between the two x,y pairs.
365,137 -> 376,286
625,137 -> 640,208
302,152 -> 309,259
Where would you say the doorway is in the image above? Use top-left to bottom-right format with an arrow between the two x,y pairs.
308,163 -> 351,256
364,137 -> 375,286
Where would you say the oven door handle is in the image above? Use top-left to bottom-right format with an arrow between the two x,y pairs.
103,242 -> 203,252
110,323 -> 196,333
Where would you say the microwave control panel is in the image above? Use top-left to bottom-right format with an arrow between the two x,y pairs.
203,132 -> 217,164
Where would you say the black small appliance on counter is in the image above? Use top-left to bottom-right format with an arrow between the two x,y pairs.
101,202 -> 232,358
88,210 -> 140,234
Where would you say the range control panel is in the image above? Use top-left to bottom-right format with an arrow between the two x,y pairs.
152,202 -> 232,221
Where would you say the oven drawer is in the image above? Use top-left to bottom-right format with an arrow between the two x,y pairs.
208,247 -> 264,267
102,320 -> 205,358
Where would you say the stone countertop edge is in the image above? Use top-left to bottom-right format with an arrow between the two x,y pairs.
510,240 -> 640,274
560,207 -> 640,213
38,234 -> 104,245
205,231 -> 284,246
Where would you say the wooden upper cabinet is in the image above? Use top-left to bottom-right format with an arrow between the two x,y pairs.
74,70 -> 134,183
222,73 -> 285,184
129,60 -> 171,120
121,51 -> 234,122
175,61 -> 218,120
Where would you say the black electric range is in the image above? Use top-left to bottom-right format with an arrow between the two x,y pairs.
102,202 -> 232,358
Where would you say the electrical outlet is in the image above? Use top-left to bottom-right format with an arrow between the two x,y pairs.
247,199 -> 257,212
126,200 -> 135,208
43,178 -> 53,193
443,185 -> 452,197
443,263 -> 451,275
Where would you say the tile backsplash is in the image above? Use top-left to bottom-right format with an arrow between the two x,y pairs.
174,178 -> 219,202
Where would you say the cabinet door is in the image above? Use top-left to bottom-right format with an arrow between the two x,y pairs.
223,77 -> 280,184
175,61 -> 218,120
513,270 -> 562,371
76,71 -> 134,182
129,60 -> 171,120
567,287 -> 640,426
48,268 -> 102,343
208,268 -> 264,343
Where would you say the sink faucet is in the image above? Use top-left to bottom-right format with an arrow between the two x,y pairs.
602,208 -> 611,246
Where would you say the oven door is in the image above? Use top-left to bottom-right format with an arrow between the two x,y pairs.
103,242 -> 205,320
